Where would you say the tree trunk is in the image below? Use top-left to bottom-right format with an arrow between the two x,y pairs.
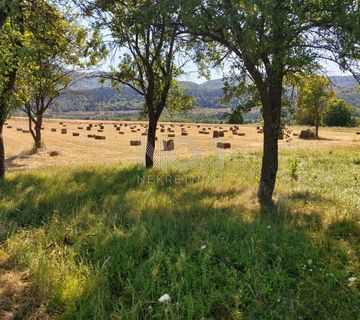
34,114 -> 43,150
145,117 -> 157,168
0,123 -> 4,180
315,124 -> 319,139
258,84 -> 282,206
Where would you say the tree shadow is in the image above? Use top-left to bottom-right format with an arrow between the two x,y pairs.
0,166 -> 359,319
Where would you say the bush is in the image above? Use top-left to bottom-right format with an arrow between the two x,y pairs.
324,99 -> 356,127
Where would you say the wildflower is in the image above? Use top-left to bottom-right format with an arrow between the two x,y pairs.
158,294 -> 171,303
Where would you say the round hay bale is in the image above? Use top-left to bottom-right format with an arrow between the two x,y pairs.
61,129 -> 67,134
95,135 -> 106,140
73,132 -> 80,137
299,129 -> 316,139
51,128 -> 57,132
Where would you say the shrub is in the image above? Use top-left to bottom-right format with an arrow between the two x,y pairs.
324,99 -> 356,127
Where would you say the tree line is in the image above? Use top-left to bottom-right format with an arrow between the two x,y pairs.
1,0 -> 359,207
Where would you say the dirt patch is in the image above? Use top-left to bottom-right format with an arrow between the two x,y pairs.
0,254 -> 53,320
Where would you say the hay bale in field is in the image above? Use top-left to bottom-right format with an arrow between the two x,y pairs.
61,128 -> 67,134
51,128 -> 57,132
257,129 -> 263,134
168,133 -> 175,138
99,125 -> 104,130
7,125 -> 12,128
160,128 -> 165,133
116,127 -> 121,131
238,133 -> 245,136
163,139 -> 174,151
87,134 -> 95,138
356,132 -> 360,135
22,130 -> 30,133
78,127 -> 83,130
213,131 -> 219,138
59,122 -> 63,125
217,142 -> 231,149
293,133 -> 299,137
130,140 -> 141,146
219,131 -> 225,137
86,126 -> 92,131
16,128 -> 22,131
95,135 -> 106,140
98,129 -> 104,132
299,129 -> 316,139
181,132 -> 188,136
203,131 -> 210,135
73,132 -> 80,137
141,132 -> 147,136
41,127 -> 44,130
119,131 -> 125,135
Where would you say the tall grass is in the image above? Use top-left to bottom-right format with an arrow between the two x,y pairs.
0,146 -> 359,319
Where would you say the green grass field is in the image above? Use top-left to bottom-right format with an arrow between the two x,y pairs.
1,146 -> 360,319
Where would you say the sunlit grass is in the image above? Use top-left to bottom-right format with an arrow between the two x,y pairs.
0,146 -> 360,319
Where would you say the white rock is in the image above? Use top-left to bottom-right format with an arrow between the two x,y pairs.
158,294 -> 171,303
348,277 -> 356,283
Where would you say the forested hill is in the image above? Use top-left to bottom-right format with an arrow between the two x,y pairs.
55,73 -> 359,113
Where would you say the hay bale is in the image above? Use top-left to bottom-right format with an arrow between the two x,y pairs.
356,132 -> 360,135
17,128 -> 22,131
219,131 -> 225,137
213,131 -> 219,138
98,129 -> 104,132
73,132 -> 80,137
86,126 -> 92,131
118,131 -> 124,135
78,127 -> 83,130
7,125 -> 12,128
95,135 -> 106,140
22,130 -> 30,133
217,142 -> 231,149
99,125 -> 104,130
87,134 -> 95,138
61,128 -> 67,134
163,139 -> 174,151
237,133 -> 245,136
41,127 -> 44,130
181,132 -> 188,136
168,133 -> 175,138
299,129 -> 316,139
141,132 -> 147,136
130,140 -> 141,146
51,128 -> 57,132
257,129 -> 263,134
293,133 -> 299,137
116,127 -> 121,131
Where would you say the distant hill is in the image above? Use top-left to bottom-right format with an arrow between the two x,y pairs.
53,73 -> 360,115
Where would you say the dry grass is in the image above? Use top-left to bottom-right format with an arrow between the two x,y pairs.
3,117 -> 359,171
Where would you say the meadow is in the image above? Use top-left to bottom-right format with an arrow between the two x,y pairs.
0,143 -> 359,319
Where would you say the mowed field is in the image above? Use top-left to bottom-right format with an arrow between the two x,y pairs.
3,117 -> 360,170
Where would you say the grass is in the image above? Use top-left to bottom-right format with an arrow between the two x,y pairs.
0,146 -> 360,319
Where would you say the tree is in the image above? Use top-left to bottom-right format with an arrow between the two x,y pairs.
296,75 -> 335,138
0,1 -> 26,179
79,0 -> 193,168
181,0 -> 360,205
324,99 -> 356,127
227,108 -> 244,124
21,6 -> 98,151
